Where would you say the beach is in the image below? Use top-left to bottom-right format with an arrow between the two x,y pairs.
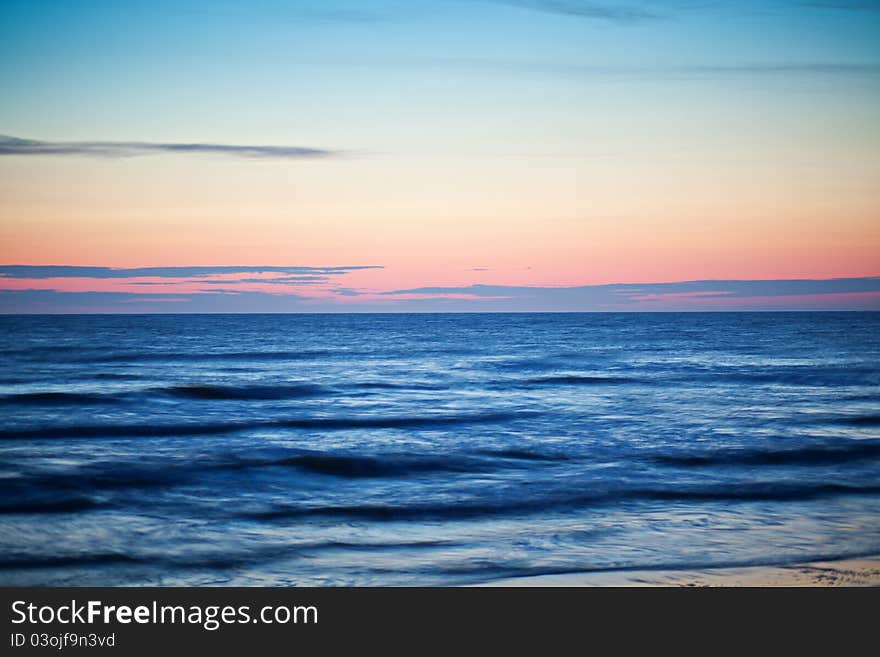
478,555 -> 880,587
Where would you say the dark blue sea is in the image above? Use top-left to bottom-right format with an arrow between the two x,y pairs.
1,313 -> 879,585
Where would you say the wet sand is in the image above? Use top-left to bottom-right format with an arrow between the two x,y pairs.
477,556 -> 880,587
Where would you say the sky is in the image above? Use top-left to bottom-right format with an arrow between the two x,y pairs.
1,0 -> 878,312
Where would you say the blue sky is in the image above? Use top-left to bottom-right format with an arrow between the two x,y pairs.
4,0 -> 879,144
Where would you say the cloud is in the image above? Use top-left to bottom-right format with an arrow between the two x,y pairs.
329,55 -> 880,80
385,277 -> 880,298
0,265 -> 383,303
142,276 -> 332,286
2,275 -> 879,313
381,277 -> 880,311
488,1 -> 664,22
0,265 -> 381,279
674,63 -> 880,76
0,135 -> 337,159
236,276 -> 333,284
0,289 -> 316,314
799,1 -> 880,10
494,0 -> 880,22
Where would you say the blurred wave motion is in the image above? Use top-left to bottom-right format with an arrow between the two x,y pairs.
0,312 -> 878,585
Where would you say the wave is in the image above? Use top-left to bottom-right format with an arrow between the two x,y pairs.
476,448 -> 567,461
0,391 -> 121,405
0,497 -> 106,514
523,375 -> 639,385
92,373 -> 144,380
274,412 -> 528,430
82,349 -> 347,363
693,367 -> 880,387
0,446 -> 557,499
0,422 -> 250,440
0,554 -> 144,570
643,483 -> 880,502
161,383 -> 327,401
463,548 -> 880,583
0,382 -> 328,406
832,414 -> 880,427
0,411 -> 531,440
273,453 -> 491,478
242,482 -> 880,522
653,440 -> 880,467
351,381 -> 444,391
841,393 -> 880,402
0,465 -> 185,496
480,356 -> 562,373
0,539 -> 461,572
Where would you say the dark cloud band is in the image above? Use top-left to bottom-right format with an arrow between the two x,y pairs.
384,277 -> 880,300
489,1 -> 663,22
0,136 -> 336,159
1,275 -> 878,313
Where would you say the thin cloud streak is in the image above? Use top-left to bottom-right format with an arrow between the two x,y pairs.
311,55 -> 880,79
487,0 -> 664,22
493,0 -> 880,22
0,265 -> 382,280
0,136 -> 338,159
385,277 -> 880,300
800,1 -> 880,10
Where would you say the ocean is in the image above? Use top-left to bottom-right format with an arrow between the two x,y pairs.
1,312 -> 878,585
